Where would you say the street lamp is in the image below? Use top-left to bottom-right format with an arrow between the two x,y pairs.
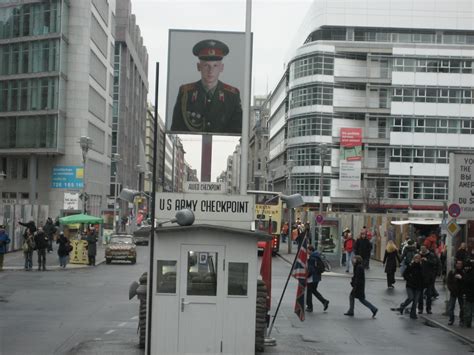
286,159 -> 295,254
317,144 -> 328,252
0,171 -> 6,224
270,169 -> 276,192
78,136 -> 93,214
112,153 -> 121,233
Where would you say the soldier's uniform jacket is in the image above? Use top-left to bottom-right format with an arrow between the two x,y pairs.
171,80 -> 242,134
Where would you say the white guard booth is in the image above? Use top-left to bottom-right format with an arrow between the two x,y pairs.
151,224 -> 270,354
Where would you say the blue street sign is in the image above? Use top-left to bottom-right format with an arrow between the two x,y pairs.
51,166 -> 84,189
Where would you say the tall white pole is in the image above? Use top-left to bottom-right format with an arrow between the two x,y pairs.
240,0 -> 251,195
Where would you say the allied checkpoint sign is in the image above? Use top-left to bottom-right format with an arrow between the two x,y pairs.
155,193 -> 254,230
448,153 -> 474,220
183,181 -> 226,194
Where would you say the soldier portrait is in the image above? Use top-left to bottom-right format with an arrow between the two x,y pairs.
170,38 -> 243,135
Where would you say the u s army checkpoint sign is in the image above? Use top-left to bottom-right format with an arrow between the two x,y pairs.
155,193 -> 254,230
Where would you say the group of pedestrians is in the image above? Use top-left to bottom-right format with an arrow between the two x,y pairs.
304,229 -> 474,326
305,242 -> 378,318
342,227 -> 373,273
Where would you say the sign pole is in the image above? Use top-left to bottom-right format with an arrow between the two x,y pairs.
201,135 -> 212,182
239,0 -> 251,195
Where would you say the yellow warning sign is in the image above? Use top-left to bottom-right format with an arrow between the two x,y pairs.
447,220 -> 460,236
69,240 -> 89,264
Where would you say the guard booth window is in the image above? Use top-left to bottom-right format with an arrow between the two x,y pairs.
187,251 -> 217,296
228,262 -> 248,296
156,260 -> 177,293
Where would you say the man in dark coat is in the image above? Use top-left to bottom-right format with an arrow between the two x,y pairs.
43,217 -> 57,253
306,245 -> 329,313
354,232 -> 372,269
86,227 -> 98,266
34,227 -> 49,271
19,220 -> 37,238
171,39 -> 242,134
399,253 -> 424,319
344,255 -> 378,317
463,261 -> 474,328
417,246 -> 438,314
447,259 -> 465,325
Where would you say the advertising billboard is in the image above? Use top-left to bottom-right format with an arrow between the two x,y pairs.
339,128 -> 362,190
51,166 -> 83,189
166,29 -> 247,136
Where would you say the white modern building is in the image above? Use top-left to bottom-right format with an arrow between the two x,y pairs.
267,0 -> 474,212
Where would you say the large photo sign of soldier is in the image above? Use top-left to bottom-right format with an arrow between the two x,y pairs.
166,30 -> 246,135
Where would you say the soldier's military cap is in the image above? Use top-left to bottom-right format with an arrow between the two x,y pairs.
192,39 -> 229,61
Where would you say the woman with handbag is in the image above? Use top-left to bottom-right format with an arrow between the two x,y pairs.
56,232 -> 71,268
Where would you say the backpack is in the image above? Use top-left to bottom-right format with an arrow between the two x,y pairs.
315,255 -> 326,274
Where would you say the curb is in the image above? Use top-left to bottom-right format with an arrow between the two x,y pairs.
2,258 -> 105,272
419,314 -> 474,347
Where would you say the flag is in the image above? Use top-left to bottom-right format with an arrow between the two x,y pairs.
259,216 -> 273,309
292,237 -> 308,321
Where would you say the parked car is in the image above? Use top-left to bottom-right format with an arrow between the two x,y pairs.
105,234 -> 137,264
133,225 -> 151,245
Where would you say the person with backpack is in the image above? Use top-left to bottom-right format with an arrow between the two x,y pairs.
383,240 -> 401,288
0,225 -> 11,272
23,229 -> 35,271
306,245 -> 329,313
344,232 -> 355,273
34,227 -> 49,271
56,232 -> 71,268
400,239 -> 417,276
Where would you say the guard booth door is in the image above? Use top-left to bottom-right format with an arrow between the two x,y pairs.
178,245 -> 225,353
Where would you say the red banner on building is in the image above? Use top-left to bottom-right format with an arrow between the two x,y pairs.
340,128 -> 362,148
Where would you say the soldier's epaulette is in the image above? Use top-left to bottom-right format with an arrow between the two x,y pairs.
222,84 -> 239,94
181,83 -> 196,92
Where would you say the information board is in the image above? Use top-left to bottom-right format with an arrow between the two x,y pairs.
448,153 -> 474,219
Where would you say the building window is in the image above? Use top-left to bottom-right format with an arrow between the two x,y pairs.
21,158 -> 28,179
289,85 -> 333,108
290,53 -> 334,79
388,180 -> 409,199
288,114 -> 333,138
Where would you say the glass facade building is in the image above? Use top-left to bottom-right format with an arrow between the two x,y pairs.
0,0 -> 67,154
267,1 -> 474,212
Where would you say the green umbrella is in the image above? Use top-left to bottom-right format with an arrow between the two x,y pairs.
59,213 -> 104,225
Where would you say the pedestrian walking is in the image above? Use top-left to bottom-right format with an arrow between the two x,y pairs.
344,255 -> 378,318
306,245 -> 329,313
344,232 -> 355,273
463,260 -> 474,328
0,225 -> 11,271
399,254 -> 424,319
280,222 -> 289,243
43,217 -> 57,253
23,229 -> 35,270
33,227 -> 49,271
86,227 -> 98,266
341,228 -> 349,267
417,246 -> 438,314
447,259 -> 465,326
354,231 -> 372,270
56,232 -> 71,268
383,240 -> 401,288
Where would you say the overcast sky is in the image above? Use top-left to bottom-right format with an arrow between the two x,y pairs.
132,0 -> 313,180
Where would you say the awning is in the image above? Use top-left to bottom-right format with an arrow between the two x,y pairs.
391,219 -> 441,226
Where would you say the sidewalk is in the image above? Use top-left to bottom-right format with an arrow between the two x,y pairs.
2,243 -> 106,271
277,240 -> 474,346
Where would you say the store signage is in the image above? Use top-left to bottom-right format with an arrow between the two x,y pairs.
448,153 -> 474,219
339,161 -> 361,190
155,192 -> 254,229
64,192 -> 80,210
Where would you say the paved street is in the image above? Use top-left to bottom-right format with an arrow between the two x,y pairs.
0,246 -> 147,355
1,244 -> 473,354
